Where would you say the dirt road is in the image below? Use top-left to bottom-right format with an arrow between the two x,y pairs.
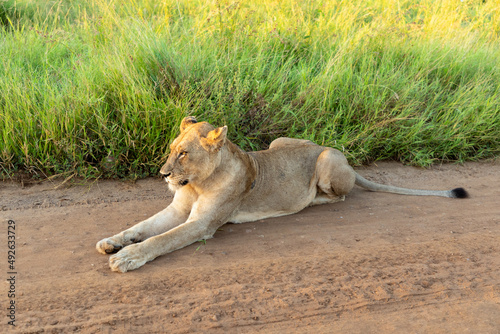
1,161 -> 499,333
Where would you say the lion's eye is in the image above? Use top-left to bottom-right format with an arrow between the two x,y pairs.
178,151 -> 187,159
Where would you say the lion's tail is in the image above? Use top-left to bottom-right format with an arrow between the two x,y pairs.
354,173 -> 468,198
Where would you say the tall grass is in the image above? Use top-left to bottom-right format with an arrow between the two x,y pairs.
1,0 -> 499,179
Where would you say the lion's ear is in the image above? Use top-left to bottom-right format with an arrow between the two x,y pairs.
180,116 -> 197,132
201,126 -> 228,152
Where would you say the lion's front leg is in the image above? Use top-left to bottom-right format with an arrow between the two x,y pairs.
96,229 -> 142,255
95,206 -> 189,254
108,217 -> 221,272
108,198 -> 236,272
108,242 -> 150,272
96,190 -> 194,255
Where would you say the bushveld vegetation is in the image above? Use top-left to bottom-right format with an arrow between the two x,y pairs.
1,0 -> 499,179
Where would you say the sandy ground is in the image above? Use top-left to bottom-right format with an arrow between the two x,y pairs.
1,160 -> 499,333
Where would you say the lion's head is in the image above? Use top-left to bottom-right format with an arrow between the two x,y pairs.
160,116 -> 228,191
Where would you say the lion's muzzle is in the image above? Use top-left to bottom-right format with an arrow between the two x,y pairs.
160,170 -> 189,187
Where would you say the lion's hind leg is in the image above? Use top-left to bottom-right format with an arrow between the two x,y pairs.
311,148 -> 355,206
269,137 -> 317,149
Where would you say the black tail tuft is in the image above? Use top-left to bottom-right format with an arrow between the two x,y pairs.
451,187 -> 469,199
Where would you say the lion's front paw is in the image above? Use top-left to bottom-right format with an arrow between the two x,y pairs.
96,238 -> 123,255
109,244 -> 148,273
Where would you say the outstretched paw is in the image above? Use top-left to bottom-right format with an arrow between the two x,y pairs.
96,238 -> 123,255
109,244 -> 148,273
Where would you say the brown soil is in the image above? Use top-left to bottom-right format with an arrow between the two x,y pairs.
1,161 -> 499,333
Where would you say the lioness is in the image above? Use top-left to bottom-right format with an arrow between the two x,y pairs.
97,116 -> 468,272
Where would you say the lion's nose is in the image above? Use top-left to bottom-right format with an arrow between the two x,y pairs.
161,171 -> 171,178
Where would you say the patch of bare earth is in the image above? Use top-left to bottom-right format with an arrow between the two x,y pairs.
1,161 -> 499,333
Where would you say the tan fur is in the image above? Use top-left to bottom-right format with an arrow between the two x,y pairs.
96,117 -> 467,272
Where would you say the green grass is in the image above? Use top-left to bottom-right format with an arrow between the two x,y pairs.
1,0 -> 499,179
